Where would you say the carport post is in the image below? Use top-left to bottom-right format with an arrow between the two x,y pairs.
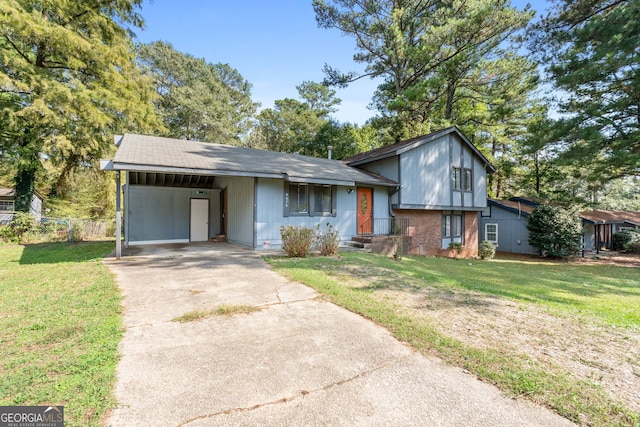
115,170 -> 122,260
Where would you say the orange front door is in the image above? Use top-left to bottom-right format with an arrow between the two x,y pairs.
357,187 -> 373,234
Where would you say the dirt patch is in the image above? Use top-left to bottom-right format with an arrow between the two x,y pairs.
336,255 -> 640,414
379,287 -> 640,412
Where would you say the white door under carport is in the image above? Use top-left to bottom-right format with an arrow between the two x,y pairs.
190,198 -> 209,242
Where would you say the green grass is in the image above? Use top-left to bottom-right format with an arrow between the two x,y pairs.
0,241 -> 121,427
266,252 -> 640,427
172,304 -> 262,322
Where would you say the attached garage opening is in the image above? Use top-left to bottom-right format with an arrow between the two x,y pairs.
124,171 -> 222,246
128,172 -> 215,189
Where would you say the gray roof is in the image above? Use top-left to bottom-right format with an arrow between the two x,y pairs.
108,134 -> 398,187
344,126 -> 496,173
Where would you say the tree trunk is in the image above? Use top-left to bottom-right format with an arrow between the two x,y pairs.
13,133 -> 41,212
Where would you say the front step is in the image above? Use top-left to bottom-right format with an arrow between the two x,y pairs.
341,240 -> 372,252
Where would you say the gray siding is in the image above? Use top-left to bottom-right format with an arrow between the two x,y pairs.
255,178 -> 388,249
399,137 -> 449,206
215,176 -> 254,248
357,158 -> 400,205
126,185 -> 220,244
396,133 -> 487,209
478,207 -> 537,254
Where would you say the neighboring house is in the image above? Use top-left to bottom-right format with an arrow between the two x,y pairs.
480,197 -> 640,254
102,128 -> 494,257
101,134 -> 398,249
478,198 -> 539,255
581,210 -> 640,251
0,188 -> 43,225
345,127 -> 495,257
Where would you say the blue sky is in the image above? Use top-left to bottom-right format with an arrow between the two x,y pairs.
136,0 -> 550,125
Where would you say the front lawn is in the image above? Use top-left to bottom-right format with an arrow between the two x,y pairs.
267,252 -> 640,427
0,241 -> 120,427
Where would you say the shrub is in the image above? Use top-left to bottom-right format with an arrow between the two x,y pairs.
315,223 -> 340,256
280,225 -> 315,257
0,213 -> 37,243
478,241 -> 496,260
613,230 -> 640,251
527,204 -> 582,258
448,241 -> 463,258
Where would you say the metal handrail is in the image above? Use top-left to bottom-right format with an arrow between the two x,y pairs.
359,217 -> 409,237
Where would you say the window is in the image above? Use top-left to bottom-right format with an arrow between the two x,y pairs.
314,185 -> 332,215
289,183 -> 308,214
485,223 -> 498,244
285,183 -> 336,216
0,200 -> 14,212
452,167 -> 472,192
463,169 -> 472,191
442,212 -> 463,238
481,206 -> 491,217
452,168 -> 462,191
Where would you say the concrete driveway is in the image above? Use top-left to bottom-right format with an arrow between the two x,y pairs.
104,243 -> 574,426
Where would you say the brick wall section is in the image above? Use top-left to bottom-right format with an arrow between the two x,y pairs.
393,209 -> 479,258
463,211 -> 479,258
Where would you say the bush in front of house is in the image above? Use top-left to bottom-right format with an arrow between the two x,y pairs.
280,225 -> 315,257
613,229 -> 640,252
527,204 -> 582,258
478,241 -> 496,260
0,212 -> 37,243
315,223 -> 340,256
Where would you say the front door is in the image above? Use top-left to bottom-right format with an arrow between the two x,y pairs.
190,198 -> 209,242
357,187 -> 373,235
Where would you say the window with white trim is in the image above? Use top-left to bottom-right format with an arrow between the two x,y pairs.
485,223 -> 498,244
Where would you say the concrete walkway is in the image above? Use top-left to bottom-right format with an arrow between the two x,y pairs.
104,243 -> 574,426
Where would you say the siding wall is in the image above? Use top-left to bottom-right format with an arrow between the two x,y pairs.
478,206 -> 537,254
255,178 -> 389,249
215,176 -> 254,248
126,185 -> 220,245
357,158 -> 400,205
396,133 -> 487,209
399,137 -> 449,207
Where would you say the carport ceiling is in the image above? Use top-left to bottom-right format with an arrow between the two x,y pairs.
128,172 -> 215,189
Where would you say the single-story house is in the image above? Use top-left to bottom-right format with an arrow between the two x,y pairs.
478,197 -> 539,254
0,188 -> 43,225
479,197 -> 640,254
101,127 -> 494,258
581,210 -> 640,251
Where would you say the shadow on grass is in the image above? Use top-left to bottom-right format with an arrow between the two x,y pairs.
19,241 -> 115,265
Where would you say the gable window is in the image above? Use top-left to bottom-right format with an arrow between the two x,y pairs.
485,223 -> 498,244
481,206 -> 491,217
452,167 -> 472,192
289,183 -> 308,214
284,183 -> 336,217
452,168 -> 462,191
463,168 -> 472,191
0,200 -> 14,212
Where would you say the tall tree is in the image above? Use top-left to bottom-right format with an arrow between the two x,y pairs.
531,0 -> 640,181
137,41 -> 258,144
0,0 -> 159,210
250,81 -> 341,154
314,0 -> 534,140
